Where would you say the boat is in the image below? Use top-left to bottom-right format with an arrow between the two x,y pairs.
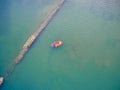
51,40 -> 63,48
0,77 -> 4,85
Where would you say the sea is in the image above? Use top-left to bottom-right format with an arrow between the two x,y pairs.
0,0 -> 120,90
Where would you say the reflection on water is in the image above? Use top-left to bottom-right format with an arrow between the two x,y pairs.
73,0 -> 120,20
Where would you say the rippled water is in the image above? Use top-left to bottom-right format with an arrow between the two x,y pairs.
0,0 -> 120,90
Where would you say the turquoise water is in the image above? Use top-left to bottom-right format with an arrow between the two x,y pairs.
0,0 -> 120,90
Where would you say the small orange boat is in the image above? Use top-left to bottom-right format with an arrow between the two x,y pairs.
51,40 -> 63,48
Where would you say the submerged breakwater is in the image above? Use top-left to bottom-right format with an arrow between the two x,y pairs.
4,0 -> 65,80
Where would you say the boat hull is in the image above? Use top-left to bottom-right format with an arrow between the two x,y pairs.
0,77 -> 4,85
51,40 -> 63,48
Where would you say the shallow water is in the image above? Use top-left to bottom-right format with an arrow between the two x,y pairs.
0,0 -> 120,90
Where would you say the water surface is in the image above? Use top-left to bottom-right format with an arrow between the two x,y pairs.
0,0 -> 120,90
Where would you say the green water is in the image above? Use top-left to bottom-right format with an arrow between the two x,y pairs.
0,0 -> 120,90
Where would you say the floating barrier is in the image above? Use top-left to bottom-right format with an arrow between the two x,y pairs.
2,0 -> 65,85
